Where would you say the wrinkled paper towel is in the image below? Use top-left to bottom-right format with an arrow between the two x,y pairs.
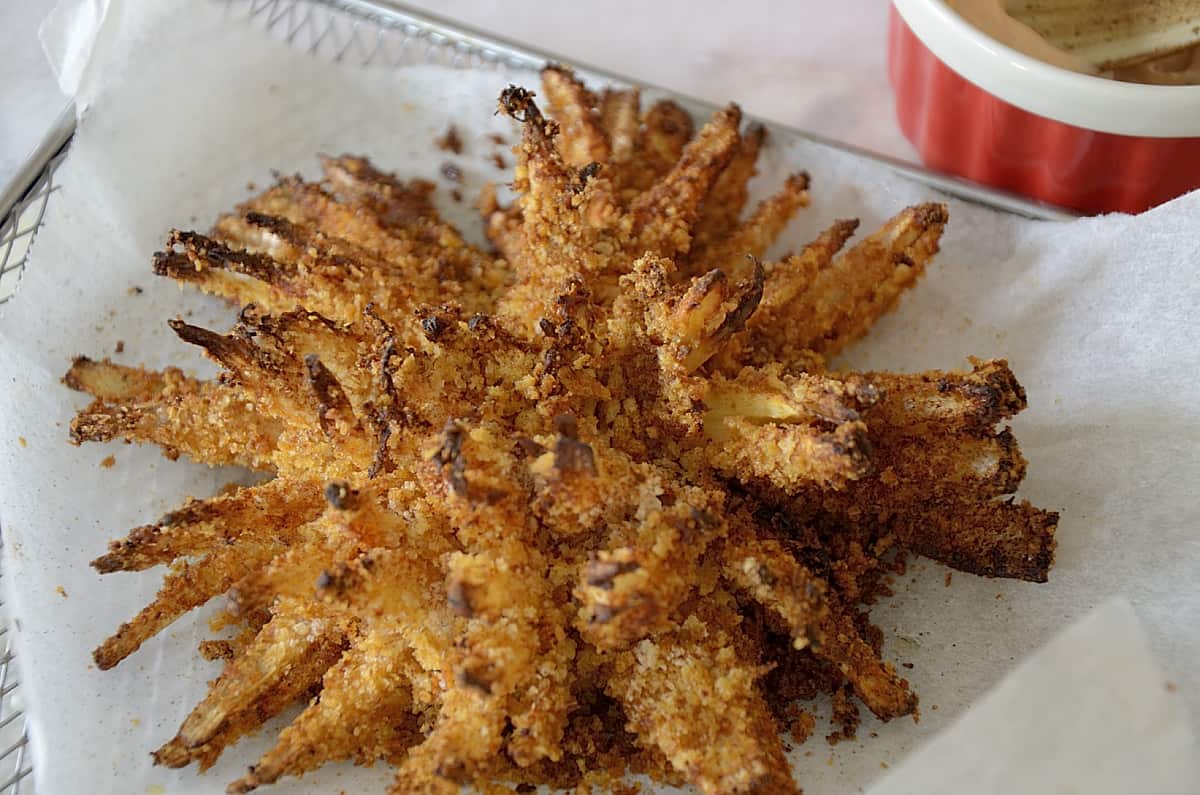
0,1 -> 1196,793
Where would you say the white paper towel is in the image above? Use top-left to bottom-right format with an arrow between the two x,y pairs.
0,1 -> 1196,793
870,597 -> 1197,795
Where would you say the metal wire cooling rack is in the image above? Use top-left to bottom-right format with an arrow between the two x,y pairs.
0,110 -> 74,795
0,1 -> 1080,791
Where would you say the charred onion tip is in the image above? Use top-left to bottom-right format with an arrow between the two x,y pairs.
421,314 -> 444,340
552,413 -> 578,438
497,85 -> 542,122
745,257 -> 766,295
914,201 -> 950,226
323,480 -> 355,510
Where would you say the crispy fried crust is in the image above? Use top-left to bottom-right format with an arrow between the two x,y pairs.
630,105 -> 742,258
689,171 -> 811,278
689,123 -> 766,257
577,492 -> 727,649
628,100 -> 694,192
228,627 -> 421,792
864,357 -> 1028,433
743,203 -> 948,359
156,630 -> 346,772
704,364 -> 879,491
66,357 -> 281,470
541,64 -> 610,167
608,610 -> 800,795
91,478 -> 324,573
813,604 -> 918,720
901,497 -> 1057,582
777,360 -> 1057,582
66,68 -> 1056,795
93,538 -> 292,670
158,606 -> 348,759
720,534 -> 828,650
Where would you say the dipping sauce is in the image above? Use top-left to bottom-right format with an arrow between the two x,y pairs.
1112,45 -> 1200,85
946,0 -> 1200,85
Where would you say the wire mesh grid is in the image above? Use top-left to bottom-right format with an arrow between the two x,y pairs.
225,0 -> 545,71
0,148 -> 68,307
0,141 -> 70,795
0,544 -> 32,795
0,2 -> 550,791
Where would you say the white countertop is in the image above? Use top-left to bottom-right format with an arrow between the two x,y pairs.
0,0 -> 915,198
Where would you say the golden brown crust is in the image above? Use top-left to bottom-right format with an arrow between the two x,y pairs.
688,123 -> 766,260
689,171 -> 811,278
626,100 -> 694,193
228,627 -> 421,792
156,606 -> 349,763
890,497 -> 1058,583
91,478 -> 325,573
66,359 -> 282,470
65,70 -> 1056,794
157,631 -> 346,773
630,104 -> 742,259
93,538 -> 294,670
812,604 -> 917,720
720,534 -> 828,651
608,611 -> 800,795
541,64 -> 611,167
739,203 -> 948,360
599,87 -> 640,165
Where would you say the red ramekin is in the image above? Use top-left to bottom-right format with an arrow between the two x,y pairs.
888,0 -> 1200,214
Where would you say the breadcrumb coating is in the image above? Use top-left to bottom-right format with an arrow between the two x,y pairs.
64,68 -> 1057,794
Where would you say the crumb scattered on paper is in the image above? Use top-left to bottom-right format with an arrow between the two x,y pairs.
56,585 -> 67,598
100,455 -> 115,468
436,124 -> 463,154
198,640 -> 235,661
827,687 -> 861,744
786,707 -> 816,745
17,436 -> 26,448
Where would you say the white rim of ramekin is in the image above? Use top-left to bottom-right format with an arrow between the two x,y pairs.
893,0 -> 1200,138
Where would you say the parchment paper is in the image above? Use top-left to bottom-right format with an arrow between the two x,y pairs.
871,597 -> 1196,794
0,1 -> 1196,793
